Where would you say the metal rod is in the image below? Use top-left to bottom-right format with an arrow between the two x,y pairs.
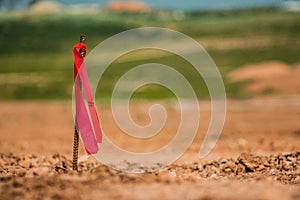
72,126 -> 79,171
72,35 -> 87,171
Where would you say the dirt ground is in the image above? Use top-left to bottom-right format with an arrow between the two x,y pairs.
0,92 -> 299,199
0,61 -> 300,200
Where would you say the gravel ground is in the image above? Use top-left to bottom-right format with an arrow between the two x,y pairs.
0,98 -> 299,199
0,151 -> 299,200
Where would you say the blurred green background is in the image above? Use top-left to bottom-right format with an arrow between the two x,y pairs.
0,7 -> 299,100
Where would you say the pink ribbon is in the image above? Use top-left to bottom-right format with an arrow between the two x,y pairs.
75,62 -> 102,154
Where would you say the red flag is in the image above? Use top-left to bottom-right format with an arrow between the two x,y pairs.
73,40 -> 102,154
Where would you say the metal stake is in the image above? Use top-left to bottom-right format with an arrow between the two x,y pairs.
72,126 -> 79,171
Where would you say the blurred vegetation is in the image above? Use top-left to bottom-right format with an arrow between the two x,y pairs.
0,8 -> 299,100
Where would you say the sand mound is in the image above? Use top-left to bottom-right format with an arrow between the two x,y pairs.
293,61 -> 300,73
228,61 -> 300,95
107,1 -> 151,13
229,61 -> 291,82
28,1 -> 62,15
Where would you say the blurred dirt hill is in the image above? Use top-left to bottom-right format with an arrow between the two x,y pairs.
107,1 -> 151,13
28,1 -> 62,15
229,61 -> 300,95
27,0 -> 151,15
27,0 -> 102,15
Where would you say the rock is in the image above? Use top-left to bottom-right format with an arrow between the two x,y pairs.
220,159 -> 227,164
286,156 -> 295,162
282,152 -> 292,157
0,159 -> 5,167
115,164 -> 128,171
195,164 -> 203,172
224,167 -> 233,173
210,174 -> 218,180
268,169 -> 276,175
283,164 -> 292,170
257,165 -> 265,171
19,159 -> 31,169
243,162 -> 255,172
263,161 -> 270,167
78,155 -> 90,162
30,157 -> 40,168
